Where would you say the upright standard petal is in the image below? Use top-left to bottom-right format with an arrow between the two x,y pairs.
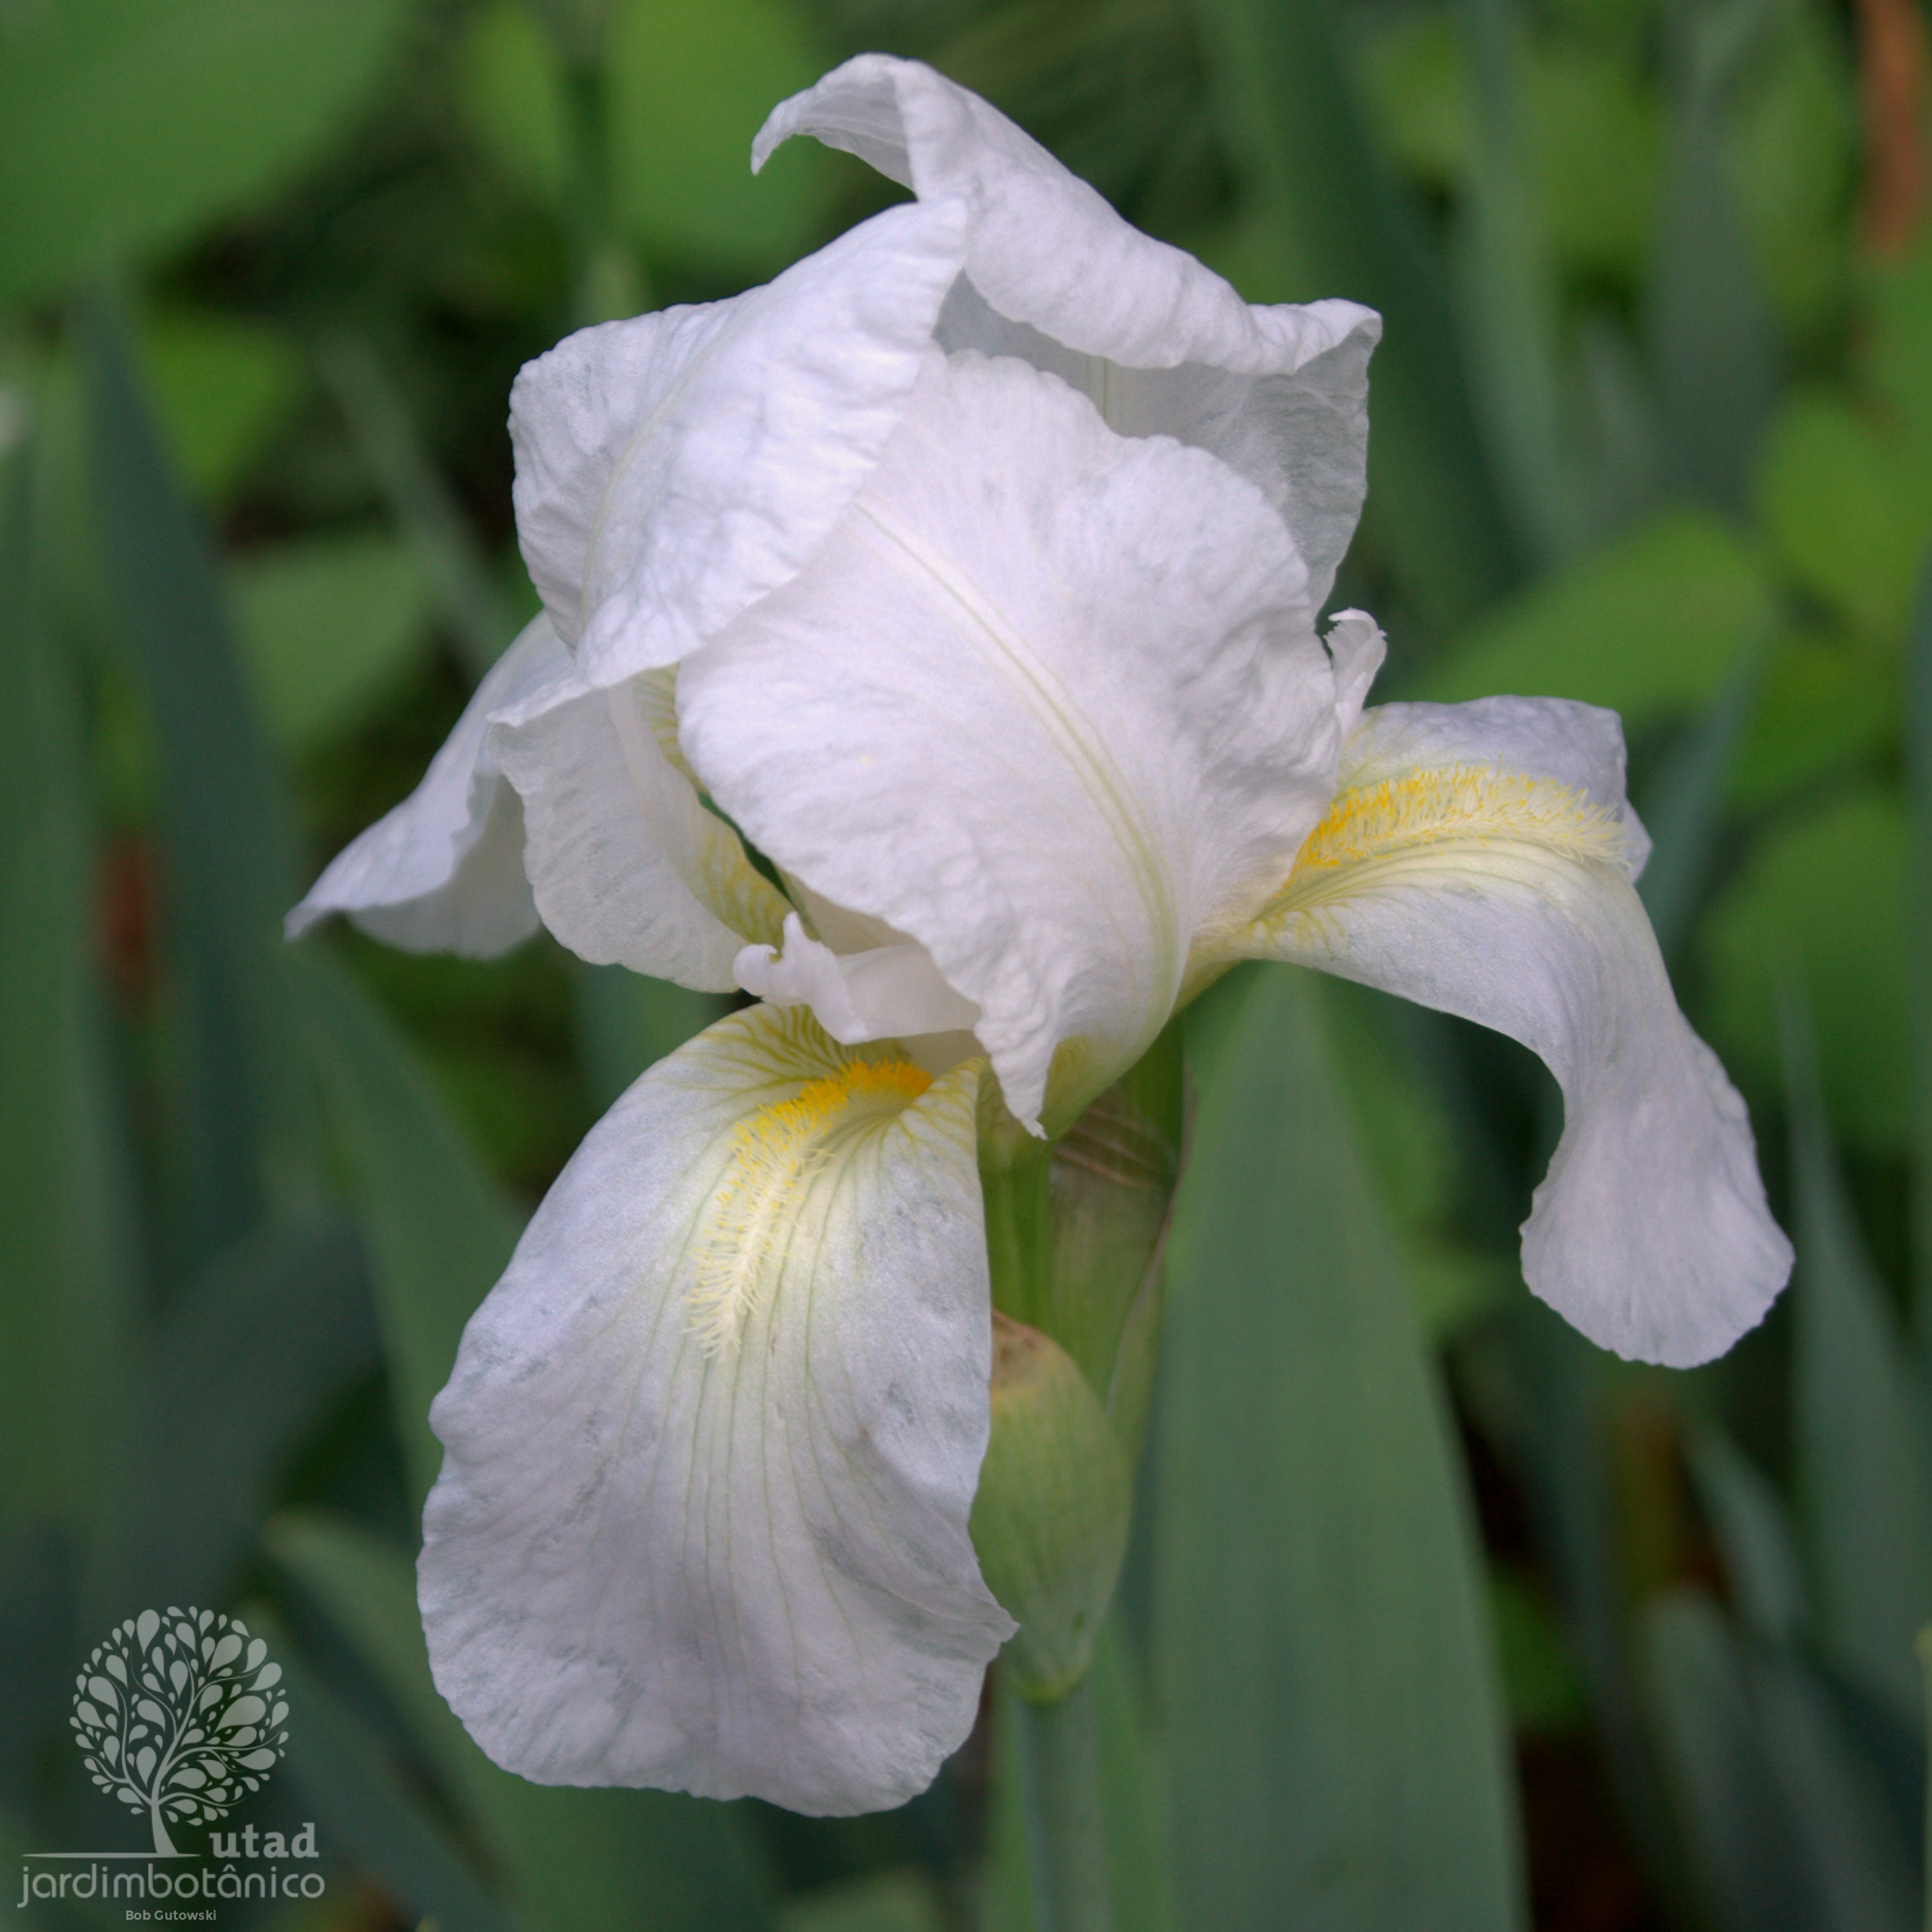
678,351 -> 1343,1132
489,661 -> 790,989
419,1003 -> 1014,1815
1229,700 -> 1791,1366
754,55 -> 1380,610
511,197 -> 967,683
286,616 -> 563,955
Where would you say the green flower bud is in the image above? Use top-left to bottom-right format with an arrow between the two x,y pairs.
971,1019 -> 1182,1703
970,1313 -> 1132,1705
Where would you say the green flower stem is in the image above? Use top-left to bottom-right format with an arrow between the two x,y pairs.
979,1014 -> 1182,1410
1012,1671 -> 1113,1932
981,1137 -> 1055,1334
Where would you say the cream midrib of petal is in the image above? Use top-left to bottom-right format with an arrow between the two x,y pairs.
1257,763 -> 1632,930
847,492 -> 1181,1010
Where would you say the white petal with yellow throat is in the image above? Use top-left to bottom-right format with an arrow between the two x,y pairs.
419,1003 -> 1012,1814
1238,699 -> 1790,1366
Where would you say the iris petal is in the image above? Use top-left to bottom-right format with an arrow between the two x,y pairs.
490,662 -> 789,988
754,54 -> 1380,610
678,351 -> 1342,1131
736,912 -> 982,1044
1235,700 -> 1790,1366
419,1003 -> 1013,1814
511,198 -> 968,682
286,615 -> 561,955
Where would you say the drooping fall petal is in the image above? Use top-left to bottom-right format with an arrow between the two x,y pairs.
1232,700 -> 1790,1366
418,1004 -> 1014,1814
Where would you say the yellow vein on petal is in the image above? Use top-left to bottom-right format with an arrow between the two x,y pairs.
1255,762 -> 1632,927
687,1054 -> 935,1356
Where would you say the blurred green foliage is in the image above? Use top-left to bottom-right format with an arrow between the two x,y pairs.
1,0 -> 1928,1927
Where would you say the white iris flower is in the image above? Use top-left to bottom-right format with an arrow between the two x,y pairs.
290,56 -> 1791,1817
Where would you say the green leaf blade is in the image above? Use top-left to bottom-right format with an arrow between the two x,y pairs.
291,948 -> 522,1506
0,0 -> 409,309
1642,1589 -> 1822,1932
1421,506 -> 1775,724
1784,1005 -> 1932,1725
604,0 -> 831,272
230,532 -> 436,754
0,429 -> 136,1540
88,1222 -> 377,1623
80,293 -> 319,1266
1706,788 -> 1908,1153
1156,967 -> 1524,1930
1907,552 -> 1932,1340
258,1609 -> 526,1932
